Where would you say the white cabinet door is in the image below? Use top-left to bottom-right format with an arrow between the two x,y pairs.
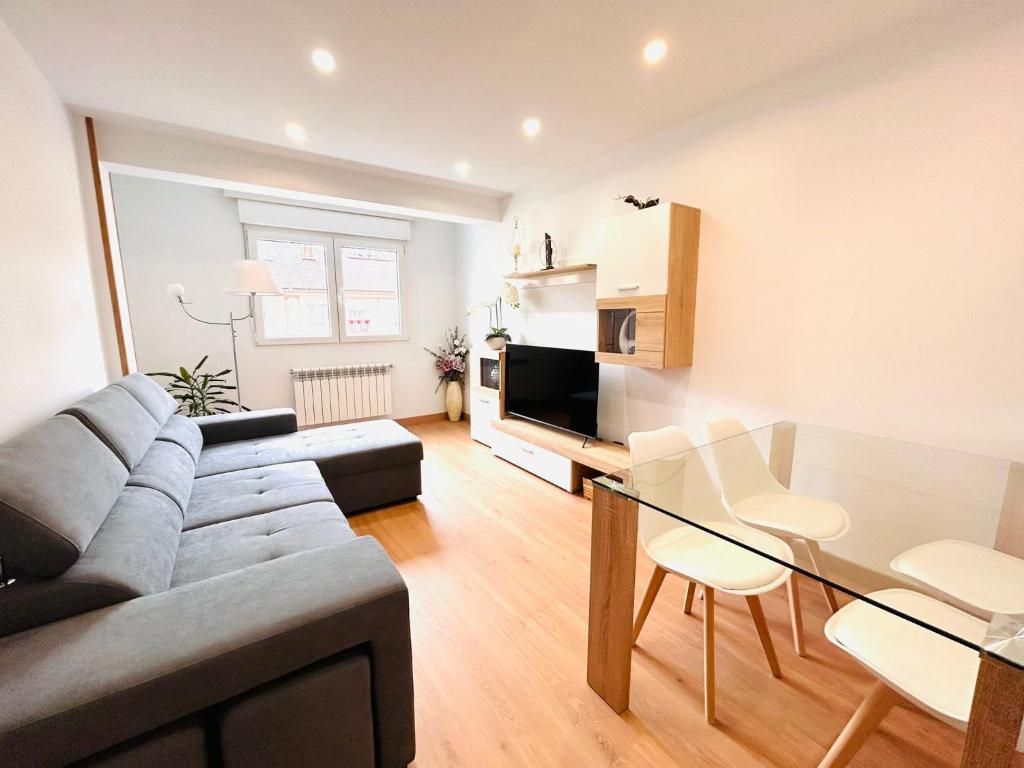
595,205 -> 671,298
470,391 -> 500,446
491,431 -> 577,492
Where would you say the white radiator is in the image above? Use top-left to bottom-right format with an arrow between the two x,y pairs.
290,363 -> 394,427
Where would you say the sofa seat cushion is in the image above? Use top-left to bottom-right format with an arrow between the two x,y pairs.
156,415 -> 203,464
195,420 -> 423,480
0,487 -> 181,637
184,462 -> 333,530
0,415 -> 128,578
171,502 -> 355,587
126,440 -> 194,514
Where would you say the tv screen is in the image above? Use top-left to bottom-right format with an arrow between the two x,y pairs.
505,344 -> 599,438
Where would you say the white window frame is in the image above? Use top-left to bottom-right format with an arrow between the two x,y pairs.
244,225 -> 407,346
333,234 -> 407,344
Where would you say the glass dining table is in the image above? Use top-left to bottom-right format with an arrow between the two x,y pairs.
586,421 -> 1024,768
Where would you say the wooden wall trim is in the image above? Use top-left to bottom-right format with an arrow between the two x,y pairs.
85,116 -> 129,376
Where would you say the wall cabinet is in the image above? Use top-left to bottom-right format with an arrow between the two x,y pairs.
594,202 -> 700,369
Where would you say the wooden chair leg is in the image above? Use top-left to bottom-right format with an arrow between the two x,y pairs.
683,580 -> 697,615
746,595 -> 782,678
804,539 -> 840,614
632,566 -> 667,643
818,682 -> 901,768
787,573 -> 806,657
704,586 -> 716,725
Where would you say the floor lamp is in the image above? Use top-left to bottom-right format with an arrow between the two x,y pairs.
166,260 -> 281,409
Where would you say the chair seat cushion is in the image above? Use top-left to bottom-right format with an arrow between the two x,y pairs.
824,588 -> 986,726
171,502 -> 355,586
890,539 -> 1024,615
195,420 -> 423,480
185,462 -> 333,530
646,521 -> 793,594
730,492 -> 849,541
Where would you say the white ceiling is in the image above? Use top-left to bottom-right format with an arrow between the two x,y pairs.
1,0 -> 964,193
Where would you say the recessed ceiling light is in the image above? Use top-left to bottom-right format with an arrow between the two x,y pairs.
643,38 -> 667,65
522,117 -> 542,138
311,48 -> 336,73
454,161 -> 472,178
285,122 -> 307,143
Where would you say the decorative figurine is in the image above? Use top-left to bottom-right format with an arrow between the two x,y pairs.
617,194 -> 660,210
543,232 -> 554,270
510,216 -> 522,272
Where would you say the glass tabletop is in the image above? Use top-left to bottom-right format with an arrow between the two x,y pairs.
594,421 -> 1024,670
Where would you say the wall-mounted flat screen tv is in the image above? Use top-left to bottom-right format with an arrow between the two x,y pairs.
504,343 -> 599,438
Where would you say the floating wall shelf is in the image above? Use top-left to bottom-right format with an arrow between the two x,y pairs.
503,264 -> 597,282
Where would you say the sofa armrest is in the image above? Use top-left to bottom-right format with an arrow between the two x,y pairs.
0,537 -> 414,768
192,408 -> 298,445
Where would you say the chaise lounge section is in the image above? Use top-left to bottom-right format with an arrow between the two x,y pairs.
0,374 -> 422,768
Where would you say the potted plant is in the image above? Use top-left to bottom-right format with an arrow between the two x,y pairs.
424,327 -> 469,421
149,356 -> 245,416
469,283 -> 521,351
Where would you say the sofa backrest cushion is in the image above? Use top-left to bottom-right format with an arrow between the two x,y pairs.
0,486 -> 182,636
156,415 -> 203,464
61,385 -> 161,470
126,440 -> 195,514
0,415 -> 128,578
113,373 -> 178,425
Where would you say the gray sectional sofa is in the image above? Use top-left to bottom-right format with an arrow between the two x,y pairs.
0,374 -> 422,768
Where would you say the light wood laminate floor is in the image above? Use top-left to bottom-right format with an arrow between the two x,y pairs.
351,420 -> 967,767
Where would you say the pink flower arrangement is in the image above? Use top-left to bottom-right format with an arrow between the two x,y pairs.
424,327 -> 469,392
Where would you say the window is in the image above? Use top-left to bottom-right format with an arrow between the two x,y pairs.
246,226 -> 405,344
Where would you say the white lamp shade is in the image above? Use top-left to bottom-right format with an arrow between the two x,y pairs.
166,283 -> 186,298
223,260 -> 282,295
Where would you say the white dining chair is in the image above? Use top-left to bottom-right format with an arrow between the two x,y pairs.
818,587 -> 1023,767
891,538 -> 1024,616
706,416 -> 850,614
628,426 -> 801,724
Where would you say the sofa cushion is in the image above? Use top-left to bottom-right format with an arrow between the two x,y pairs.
171,502 -> 355,587
62,385 -> 161,469
195,420 -> 423,479
156,415 -> 203,464
0,487 -> 181,636
184,462 -> 333,530
0,415 -> 128,578
113,373 -> 178,425
126,440 -> 195,514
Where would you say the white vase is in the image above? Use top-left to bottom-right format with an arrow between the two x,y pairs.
486,336 -> 507,351
445,380 -> 463,422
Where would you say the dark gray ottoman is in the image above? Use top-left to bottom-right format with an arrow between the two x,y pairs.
195,419 -> 424,515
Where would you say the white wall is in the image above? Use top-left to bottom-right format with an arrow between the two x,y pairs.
110,174 -> 465,418
0,20 -> 109,441
458,5 -> 1024,461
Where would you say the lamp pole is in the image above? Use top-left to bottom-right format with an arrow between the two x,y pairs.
172,294 -> 254,408
166,262 -> 281,412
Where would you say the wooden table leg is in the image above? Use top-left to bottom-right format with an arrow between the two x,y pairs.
587,482 -> 640,713
961,652 -> 1024,767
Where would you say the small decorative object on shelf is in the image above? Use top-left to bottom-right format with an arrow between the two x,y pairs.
509,215 -> 522,273
467,284 -> 520,350
542,232 -> 554,270
424,327 -> 469,421
617,194 -> 660,210
150,356 -> 245,416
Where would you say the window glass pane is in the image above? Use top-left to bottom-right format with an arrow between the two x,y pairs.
339,245 -> 402,337
253,237 -> 332,339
